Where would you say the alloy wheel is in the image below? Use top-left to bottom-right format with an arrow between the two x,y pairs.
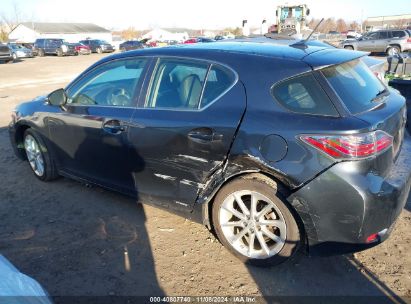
24,134 -> 45,177
219,190 -> 287,259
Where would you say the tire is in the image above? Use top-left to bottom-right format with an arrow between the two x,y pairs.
344,45 -> 354,50
97,47 -> 102,54
57,49 -> 63,57
120,47 -> 126,52
23,129 -> 59,181
12,53 -> 17,60
212,174 -> 301,267
387,45 -> 400,56
38,49 -> 45,57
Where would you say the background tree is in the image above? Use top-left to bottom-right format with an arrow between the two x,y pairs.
120,26 -> 140,40
336,18 -> 348,32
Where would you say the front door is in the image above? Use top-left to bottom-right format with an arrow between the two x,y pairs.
47,57 -> 150,194
358,32 -> 379,52
128,58 -> 246,211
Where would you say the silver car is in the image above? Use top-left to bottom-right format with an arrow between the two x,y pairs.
340,29 -> 411,56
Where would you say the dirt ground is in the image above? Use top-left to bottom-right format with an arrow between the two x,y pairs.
0,54 -> 410,302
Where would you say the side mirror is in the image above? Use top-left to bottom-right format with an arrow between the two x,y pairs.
306,9 -> 310,16
47,88 -> 67,106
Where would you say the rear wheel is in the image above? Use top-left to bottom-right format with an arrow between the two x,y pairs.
97,47 -> 103,54
38,49 -> 45,57
387,45 -> 400,56
57,49 -> 63,57
23,129 -> 59,181
212,174 -> 301,266
120,47 -> 126,52
344,45 -> 354,50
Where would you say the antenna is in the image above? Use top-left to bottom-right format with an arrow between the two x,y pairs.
303,18 -> 324,42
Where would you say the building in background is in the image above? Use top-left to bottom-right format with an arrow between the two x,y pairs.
141,28 -> 188,42
365,14 -> 411,31
8,22 -> 112,43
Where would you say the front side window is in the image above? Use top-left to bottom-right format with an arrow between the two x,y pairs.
322,59 -> 386,114
67,58 -> 147,107
146,59 -> 209,109
366,32 -> 379,40
272,73 -> 338,116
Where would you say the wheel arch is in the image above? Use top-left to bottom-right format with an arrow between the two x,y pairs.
201,170 -> 308,250
13,123 -> 32,160
386,44 -> 401,52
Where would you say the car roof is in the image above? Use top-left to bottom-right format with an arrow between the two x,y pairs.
95,39 -> 368,70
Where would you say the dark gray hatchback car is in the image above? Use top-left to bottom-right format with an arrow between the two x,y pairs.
9,41 -> 411,266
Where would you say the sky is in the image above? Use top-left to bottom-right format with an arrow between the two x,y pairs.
1,0 -> 410,30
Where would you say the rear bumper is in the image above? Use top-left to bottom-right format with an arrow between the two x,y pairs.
288,135 -> 411,255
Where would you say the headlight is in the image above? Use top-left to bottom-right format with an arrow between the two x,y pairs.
61,45 -> 68,52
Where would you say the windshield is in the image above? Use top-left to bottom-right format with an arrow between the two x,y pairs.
322,59 -> 386,114
280,7 -> 303,21
97,40 -> 109,44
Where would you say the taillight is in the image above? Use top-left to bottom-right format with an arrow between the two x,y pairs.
407,38 -> 411,43
300,130 -> 393,159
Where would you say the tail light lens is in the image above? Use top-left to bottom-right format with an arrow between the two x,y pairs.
301,130 -> 393,159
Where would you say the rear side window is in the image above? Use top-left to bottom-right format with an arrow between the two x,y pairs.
145,58 -> 236,110
201,65 -> 236,108
272,73 -> 339,116
378,31 -> 389,39
146,59 -> 209,109
322,59 -> 386,114
391,31 -> 406,38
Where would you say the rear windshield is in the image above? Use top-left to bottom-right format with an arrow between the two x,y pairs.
322,59 -> 386,114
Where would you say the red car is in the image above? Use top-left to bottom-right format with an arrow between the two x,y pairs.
73,43 -> 91,55
183,38 -> 198,44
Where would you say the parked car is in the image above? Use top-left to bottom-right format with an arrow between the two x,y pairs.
73,43 -> 91,55
9,41 -> 411,266
346,30 -> 362,39
8,44 -> 33,60
328,31 -> 340,35
340,29 -> 411,56
79,39 -> 114,53
183,38 -> 198,44
33,38 -> 77,57
119,40 -> 145,52
0,44 -> 13,63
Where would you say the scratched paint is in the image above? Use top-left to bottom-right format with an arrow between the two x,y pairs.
177,154 -> 208,163
154,173 -> 176,181
180,179 -> 205,189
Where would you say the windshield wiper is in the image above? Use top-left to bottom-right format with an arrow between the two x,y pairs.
371,89 -> 388,102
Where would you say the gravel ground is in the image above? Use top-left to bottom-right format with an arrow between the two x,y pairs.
0,55 -> 410,303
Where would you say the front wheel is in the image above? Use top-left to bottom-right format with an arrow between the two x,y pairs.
23,129 -> 59,181
212,174 -> 301,266
97,47 -> 102,54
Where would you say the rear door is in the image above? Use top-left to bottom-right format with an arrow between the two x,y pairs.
375,31 -> 390,52
128,57 -> 246,210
